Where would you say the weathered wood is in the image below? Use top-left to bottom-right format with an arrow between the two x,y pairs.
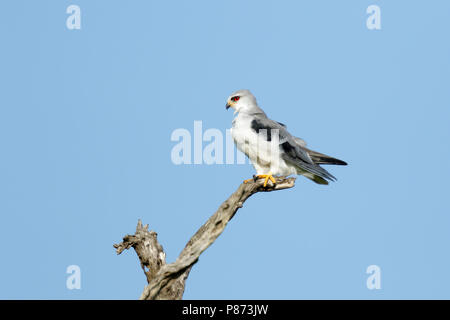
114,220 -> 166,283
114,176 -> 296,300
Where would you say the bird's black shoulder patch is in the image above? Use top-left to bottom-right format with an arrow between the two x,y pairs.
251,119 -> 273,141
280,141 -> 296,157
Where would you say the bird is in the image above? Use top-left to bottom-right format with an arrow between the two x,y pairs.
226,89 -> 347,187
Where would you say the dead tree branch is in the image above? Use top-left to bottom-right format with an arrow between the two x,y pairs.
113,176 -> 296,300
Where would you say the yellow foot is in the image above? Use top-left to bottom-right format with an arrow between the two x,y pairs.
243,178 -> 254,184
255,174 -> 276,187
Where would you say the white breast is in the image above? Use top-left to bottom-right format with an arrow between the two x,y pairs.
231,115 -> 296,176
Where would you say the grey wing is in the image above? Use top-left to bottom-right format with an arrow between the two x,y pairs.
302,147 -> 347,166
273,121 -> 308,147
280,136 -> 337,182
293,136 -> 307,147
291,135 -> 347,166
250,116 -> 336,182
250,116 -> 290,142
251,116 -> 306,147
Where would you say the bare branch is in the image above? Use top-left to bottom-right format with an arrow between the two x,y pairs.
114,176 -> 296,300
113,220 -> 166,283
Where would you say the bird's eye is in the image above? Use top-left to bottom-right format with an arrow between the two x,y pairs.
231,96 -> 240,102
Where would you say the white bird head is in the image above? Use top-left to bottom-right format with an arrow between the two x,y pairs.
225,89 -> 261,114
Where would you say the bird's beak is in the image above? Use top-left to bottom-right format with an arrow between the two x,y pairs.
226,101 -> 233,110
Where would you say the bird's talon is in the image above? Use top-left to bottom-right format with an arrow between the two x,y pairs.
254,174 -> 276,187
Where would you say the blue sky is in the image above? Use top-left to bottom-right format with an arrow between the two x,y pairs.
0,0 -> 449,299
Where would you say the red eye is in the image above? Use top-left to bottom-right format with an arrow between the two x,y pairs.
231,96 -> 240,102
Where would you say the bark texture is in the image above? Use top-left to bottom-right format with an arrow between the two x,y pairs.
113,176 -> 296,300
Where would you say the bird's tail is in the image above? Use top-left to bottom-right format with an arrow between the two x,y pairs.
294,163 -> 335,185
301,171 -> 329,185
305,148 -> 347,166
